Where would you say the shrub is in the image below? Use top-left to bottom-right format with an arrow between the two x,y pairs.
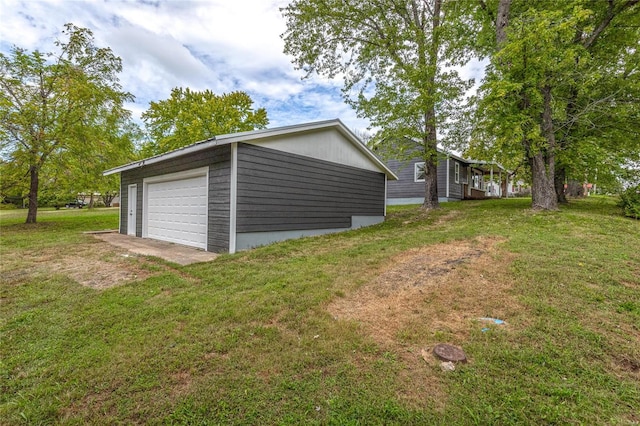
618,185 -> 640,219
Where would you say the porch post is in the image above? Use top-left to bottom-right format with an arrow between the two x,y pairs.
506,174 -> 510,198
490,166 -> 494,196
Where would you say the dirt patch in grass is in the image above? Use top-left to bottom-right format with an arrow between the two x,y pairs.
53,252 -> 156,290
170,370 -> 194,398
3,241 -> 159,289
327,236 -> 522,407
615,356 -> 640,376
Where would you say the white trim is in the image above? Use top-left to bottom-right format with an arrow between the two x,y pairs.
229,143 -> 238,254
142,167 -> 209,248
454,162 -> 460,184
127,184 -> 137,236
446,157 -> 450,198
414,162 -> 425,182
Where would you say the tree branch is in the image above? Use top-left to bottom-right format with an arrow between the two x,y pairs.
478,0 -> 495,23
583,0 -> 639,49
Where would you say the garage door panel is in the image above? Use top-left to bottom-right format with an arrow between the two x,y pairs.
149,191 -> 206,202
148,221 -> 206,234
149,227 -> 205,241
150,200 -> 207,209
149,190 -> 206,202
145,173 -> 208,249
148,206 -> 206,216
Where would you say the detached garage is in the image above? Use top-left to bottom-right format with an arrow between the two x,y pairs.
104,119 -> 397,254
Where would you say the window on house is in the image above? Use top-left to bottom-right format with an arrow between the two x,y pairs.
415,162 -> 425,182
454,162 -> 460,184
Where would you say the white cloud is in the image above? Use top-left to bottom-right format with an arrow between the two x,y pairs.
0,0 -> 485,136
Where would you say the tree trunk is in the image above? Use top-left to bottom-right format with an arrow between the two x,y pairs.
531,85 -> 558,210
422,117 -> 440,209
530,153 -> 558,210
421,0 -> 441,211
555,165 -> 568,204
103,191 -> 116,207
422,154 -> 439,210
26,165 -> 39,224
496,0 -> 511,46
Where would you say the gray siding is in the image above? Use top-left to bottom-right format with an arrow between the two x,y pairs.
236,143 -> 385,233
388,156 -> 468,201
120,145 -> 231,253
387,159 -> 425,199
447,159 -> 465,200
437,160 -> 447,197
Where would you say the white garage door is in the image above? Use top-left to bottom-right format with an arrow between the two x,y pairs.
145,173 -> 208,249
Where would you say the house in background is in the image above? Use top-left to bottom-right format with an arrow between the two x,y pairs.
386,152 -> 508,205
104,120 -> 397,254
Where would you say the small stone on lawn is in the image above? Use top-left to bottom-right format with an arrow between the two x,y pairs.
433,343 -> 467,363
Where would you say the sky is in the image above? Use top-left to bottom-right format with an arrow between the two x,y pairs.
0,0 -> 486,135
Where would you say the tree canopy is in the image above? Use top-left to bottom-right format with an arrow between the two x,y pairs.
282,0 -> 473,209
3,6 -> 638,217
466,0 -> 640,209
0,23 -> 136,222
140,88 -> 268,156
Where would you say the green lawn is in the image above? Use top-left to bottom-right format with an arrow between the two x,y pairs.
1,199 -> 638,425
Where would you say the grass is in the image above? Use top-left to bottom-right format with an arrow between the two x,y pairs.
1,198 -> 639,425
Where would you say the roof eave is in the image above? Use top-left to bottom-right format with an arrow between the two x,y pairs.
102,137 -> 218,176
103,119 -> 399,180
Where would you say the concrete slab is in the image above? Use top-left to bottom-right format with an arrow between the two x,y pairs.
91,232 -> 218,265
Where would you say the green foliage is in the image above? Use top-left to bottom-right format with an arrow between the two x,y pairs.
466,0 -> 640,204
0,159 -> 28,202
0,23 -> 137,223
619,185 -> 640,219
282,0 -> 475,208
140,88 -> 268,156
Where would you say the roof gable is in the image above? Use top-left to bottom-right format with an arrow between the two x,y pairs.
104,119 -> 398,179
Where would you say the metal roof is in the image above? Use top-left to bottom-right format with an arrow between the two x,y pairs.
103,119 -> 398,179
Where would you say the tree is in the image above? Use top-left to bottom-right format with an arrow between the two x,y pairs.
0,23 -> 134,223
467,0 -> 639,210
0,158 -> 28,207
552,0 -> 640,202
140,88 -> 268,156
282,0 -> 473,209
62,119 -> 140,207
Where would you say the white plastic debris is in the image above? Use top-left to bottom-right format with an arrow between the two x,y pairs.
440,361 -> 456,372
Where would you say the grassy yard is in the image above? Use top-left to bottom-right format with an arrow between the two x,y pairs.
1,199 -> 638,425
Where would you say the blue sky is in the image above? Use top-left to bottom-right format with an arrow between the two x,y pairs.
0,0 -> 486,135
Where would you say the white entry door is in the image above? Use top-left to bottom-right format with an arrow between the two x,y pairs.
127,184 -> 137,236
